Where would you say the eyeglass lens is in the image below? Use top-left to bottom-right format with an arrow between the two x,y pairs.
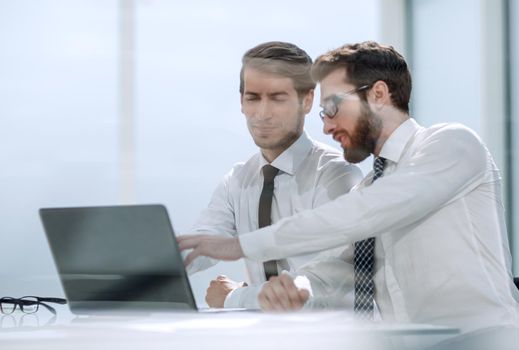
20,297 -> 39,313
0,297 -> 40,314
0,298 -> 16,314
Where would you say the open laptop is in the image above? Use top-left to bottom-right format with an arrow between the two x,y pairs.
40,204 -> 203,314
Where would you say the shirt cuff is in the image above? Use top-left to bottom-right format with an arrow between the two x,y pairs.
223,285 -> 262,309
184,250 -> 218,275
223,287 -> 240,308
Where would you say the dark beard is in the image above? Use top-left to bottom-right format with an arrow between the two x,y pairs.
343,102 -> 382,163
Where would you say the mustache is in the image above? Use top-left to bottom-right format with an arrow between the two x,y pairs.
248,121 -> 281,128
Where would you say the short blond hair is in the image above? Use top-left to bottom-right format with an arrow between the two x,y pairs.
239,41 -> 315,98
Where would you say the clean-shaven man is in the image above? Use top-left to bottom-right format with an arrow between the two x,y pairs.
186,41 -> 362,309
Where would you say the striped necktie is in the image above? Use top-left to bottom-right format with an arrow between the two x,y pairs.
353,156 -> 386,319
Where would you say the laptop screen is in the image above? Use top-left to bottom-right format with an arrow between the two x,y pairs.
40,204 -> 197,314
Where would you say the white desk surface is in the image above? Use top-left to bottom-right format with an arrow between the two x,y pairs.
0,308 -> 459,350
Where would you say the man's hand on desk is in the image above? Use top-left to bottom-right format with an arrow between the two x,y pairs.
177,235 -> 244,266
258,273 -> 310,312
205,275 -> 248,308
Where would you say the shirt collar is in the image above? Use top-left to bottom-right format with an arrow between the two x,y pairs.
258,131 -> 313,176
379,118 -> 420,164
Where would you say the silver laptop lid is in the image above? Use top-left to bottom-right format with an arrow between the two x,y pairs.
39,204 -> 197,314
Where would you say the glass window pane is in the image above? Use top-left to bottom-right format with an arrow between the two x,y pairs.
410,0 -> 481,131
0,0 -> 119,294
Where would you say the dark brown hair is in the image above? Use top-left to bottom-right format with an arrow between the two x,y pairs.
311,41 -> 412,113
240,41 -> 315,98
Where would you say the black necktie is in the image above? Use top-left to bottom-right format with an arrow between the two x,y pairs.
259,164 -> 279,280
354,157 -> 386,319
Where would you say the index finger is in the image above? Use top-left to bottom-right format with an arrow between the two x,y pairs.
177,234 -> 204,251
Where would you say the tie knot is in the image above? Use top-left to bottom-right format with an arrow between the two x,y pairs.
373,157 -> 386,181
262,164 -> 279,183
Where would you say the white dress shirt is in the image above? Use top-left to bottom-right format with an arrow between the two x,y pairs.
188,131 -> 363,308
240,119 -> 519,332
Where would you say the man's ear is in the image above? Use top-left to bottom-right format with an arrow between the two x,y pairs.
369,80 -> 391,109
302,89 -> 314,114
240,94 -> 244,113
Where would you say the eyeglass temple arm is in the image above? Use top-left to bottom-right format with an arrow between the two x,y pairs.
38,297 -> 67,304
37,302 -> 58,315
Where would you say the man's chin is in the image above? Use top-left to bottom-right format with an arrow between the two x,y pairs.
344,148 -> 370,164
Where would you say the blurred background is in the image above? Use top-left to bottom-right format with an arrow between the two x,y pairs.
0,0 -> 517,307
